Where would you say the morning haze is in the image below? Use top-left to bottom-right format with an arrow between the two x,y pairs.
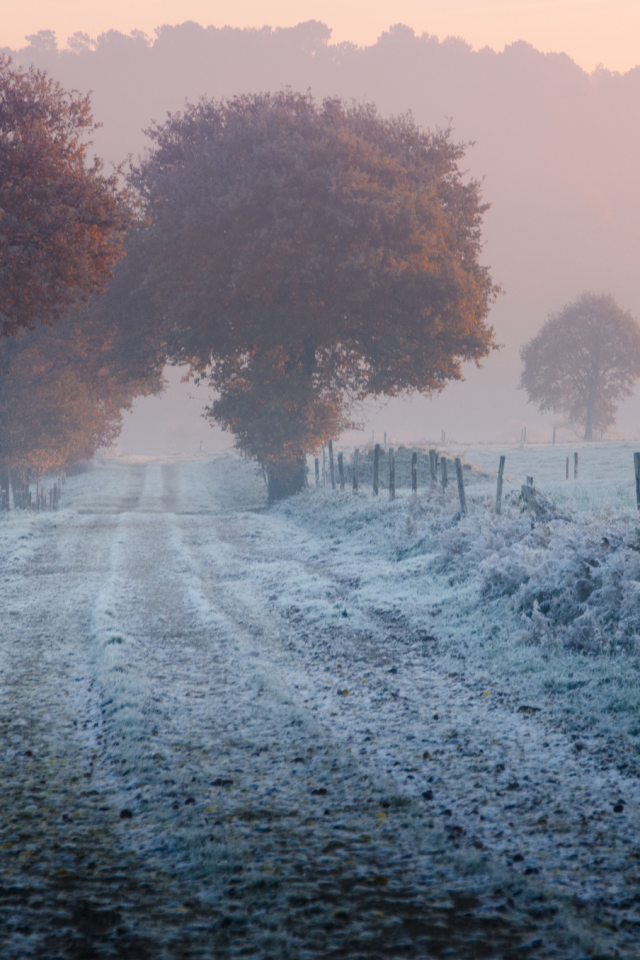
6,21 -> 640,448
5,17 -> 640,957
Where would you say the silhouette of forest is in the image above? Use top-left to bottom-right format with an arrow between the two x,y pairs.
6,22 -> 640,437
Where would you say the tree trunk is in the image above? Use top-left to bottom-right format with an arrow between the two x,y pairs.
584,377 -> 597,440
584,402 -> 593,440
267,458 -> 307,502
0,462 -> 8,509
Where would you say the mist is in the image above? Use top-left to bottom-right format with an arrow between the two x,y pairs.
6,23 -> 640,956
6,21 -> 640,449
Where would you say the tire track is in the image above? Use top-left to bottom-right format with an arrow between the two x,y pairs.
0,494 -> 182,958
0,458 -> 619,958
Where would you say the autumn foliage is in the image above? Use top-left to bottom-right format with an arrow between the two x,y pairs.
0,55 -> 135,337
0,306 -> 162,484
0,58 -> 152,491
125,92 -> 498,497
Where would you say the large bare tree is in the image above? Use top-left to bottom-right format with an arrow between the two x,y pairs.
520,293 -> 640,440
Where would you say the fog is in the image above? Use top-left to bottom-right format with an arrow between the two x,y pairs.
7,22 -> 640,448
6,23 -> 640,954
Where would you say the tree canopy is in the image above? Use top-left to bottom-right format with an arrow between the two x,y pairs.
125,91 -> 498,496
0,293 -> 163,484
520,292 -> 640,440
0,55 -> 135,337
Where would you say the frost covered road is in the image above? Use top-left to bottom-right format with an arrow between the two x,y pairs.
1,457 -> 639,958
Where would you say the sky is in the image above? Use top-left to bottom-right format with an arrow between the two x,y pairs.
4,0 -> 640,74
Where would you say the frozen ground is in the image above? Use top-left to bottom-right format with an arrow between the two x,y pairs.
1,449 -> 640,958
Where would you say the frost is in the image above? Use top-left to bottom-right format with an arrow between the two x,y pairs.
3,447 -> 640,955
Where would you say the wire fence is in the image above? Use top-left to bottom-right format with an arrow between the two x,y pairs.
312,444 -> 640,516
1,475 -> 65,512
314,445 -> 470,490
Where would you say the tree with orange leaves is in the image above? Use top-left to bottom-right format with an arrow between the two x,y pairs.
0,55 -> 135,337
126,92 -> 498,498
0,300 -> 163,491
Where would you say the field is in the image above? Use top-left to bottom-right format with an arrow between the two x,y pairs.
1,445 -> 640,958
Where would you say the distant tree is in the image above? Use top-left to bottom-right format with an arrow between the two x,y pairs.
0,55 -> 135,337
125,91 -> 498,498
520,293 -> 640,440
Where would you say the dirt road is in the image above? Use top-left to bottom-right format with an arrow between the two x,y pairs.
0,458 -> 636,958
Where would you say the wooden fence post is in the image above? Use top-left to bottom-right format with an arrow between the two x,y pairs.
455,457 -> 467,516
566,456 -> 569,480
495,455 -> 505,514
411,452 -> 418,493
329,439 -> 336,490
552,426 -> 556,446
373,443 -> 380,495
389,448 -> 395,499
353,449 -> 359,493
429,448 -> 437,486
634,452 -> 640,510
441,456 -> 448,491
338,452 -> 345,491
322,445 -> 326,487
574,452 -> 579,480
315,458 -> 320,486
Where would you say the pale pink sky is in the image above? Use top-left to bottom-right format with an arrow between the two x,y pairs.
3,0 -> 639,74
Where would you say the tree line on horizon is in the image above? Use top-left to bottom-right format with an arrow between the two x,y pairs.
2,56 -> 640,502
